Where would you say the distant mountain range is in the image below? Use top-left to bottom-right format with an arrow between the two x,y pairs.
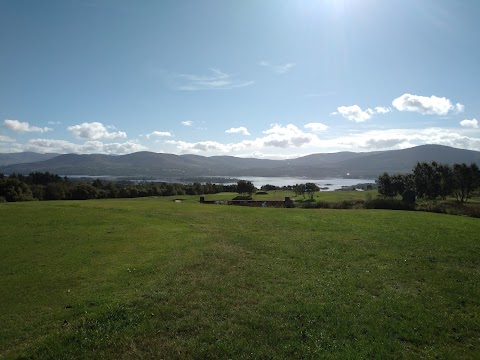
0,152 -> 59,166
1,145 -> 480,179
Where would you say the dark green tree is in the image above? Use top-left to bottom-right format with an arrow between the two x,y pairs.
68,183 -> 99,200
27,171 -> 63,186
45,182 -> 67,200
378,172 -> 397,197
305,182 -> 320,200
236,180 -> 255,196
453,163 -> 480,202
435,163 -> 455,199
413,162 -> 440,199
293,183 -> 306,198
0,178 -> 33,202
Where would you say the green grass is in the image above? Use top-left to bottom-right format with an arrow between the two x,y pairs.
201,189 -> 377,202
1,196 -> 480,359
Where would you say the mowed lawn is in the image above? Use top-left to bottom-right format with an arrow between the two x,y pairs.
1,197 -> 479,359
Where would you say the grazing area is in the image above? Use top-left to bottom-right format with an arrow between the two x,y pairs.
1,196 -> 480,359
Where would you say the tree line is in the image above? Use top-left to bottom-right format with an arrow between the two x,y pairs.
378,162 -> 480,202
0,172 -> 241,202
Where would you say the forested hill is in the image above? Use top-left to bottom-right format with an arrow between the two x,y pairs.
1,144 -> 480,178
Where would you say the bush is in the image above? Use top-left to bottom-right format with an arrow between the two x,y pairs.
416,201 -> 480,218
364,198 -> 415,211
232,195 -> 253,201
402,190 -> 416,205
298,199 -> 365,209
285,200 -> 295,208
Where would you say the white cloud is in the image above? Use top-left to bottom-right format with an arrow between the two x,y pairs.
181,120 -> 193,126
47,121 -> 62,125
67,122 -> 127,140
304,122 -> 328,132
262,124 -> 320,147
392,93 -> 458,115
259,61 -> 296,74
332,105 -> 392,123
334,105 -> 373,123
225,127 -> 250,135
176,68 -> 254,91
0,134 -> 16,142
21,139 -> 146,154
146,131 -> 173,139
460,118 -> 478,128
4,119 -> 53,133
374,106 -> 391,114
455,103 -> 465,113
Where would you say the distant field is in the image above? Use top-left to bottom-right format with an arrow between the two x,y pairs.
1,196 -> 479,359
202,189 -> 377,202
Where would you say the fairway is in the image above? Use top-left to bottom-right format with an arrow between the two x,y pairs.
1,197 -> 480,359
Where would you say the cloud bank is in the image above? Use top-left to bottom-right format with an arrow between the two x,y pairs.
21,139 -> 146,154
3,92 -> 478,157
166,124 -> 321,155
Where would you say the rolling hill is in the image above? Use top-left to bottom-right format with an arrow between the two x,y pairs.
1,144 -> 479,179
0,152 -> 59,166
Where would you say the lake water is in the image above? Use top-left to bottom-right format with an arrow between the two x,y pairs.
233,177 -> 376,190
64,175 -> 376,191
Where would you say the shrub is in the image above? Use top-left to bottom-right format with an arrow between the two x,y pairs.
402,190 -> 416,205
416,201 -> 480,218
232,195 -> 253,201
298,199 -> 365,209
364,198 -> 415,211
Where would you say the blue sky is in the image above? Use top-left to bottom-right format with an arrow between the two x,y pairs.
1,0 -> 480,158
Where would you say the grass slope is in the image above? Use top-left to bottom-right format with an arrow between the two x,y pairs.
1,197 -> 479,359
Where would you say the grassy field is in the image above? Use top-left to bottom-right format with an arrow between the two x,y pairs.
203,189 -> 377,202
1,194 -> 480,359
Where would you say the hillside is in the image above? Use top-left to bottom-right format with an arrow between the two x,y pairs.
334,145 -> 480,176
1,144 -> 479,179
0,152 -> 59,166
